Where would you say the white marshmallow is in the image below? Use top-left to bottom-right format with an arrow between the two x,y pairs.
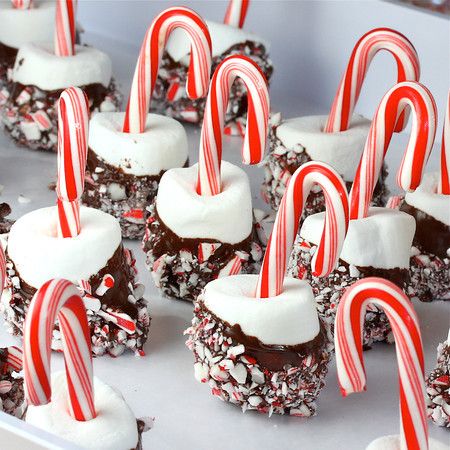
301,207 -> 415,269
166,20 -> 269,63
404,172 -> 450,226
156,162 -> 253,244
0,1 -> 55,50
26,371 -> 138,450
7,206 -> 121,289
89,112 -> 188,176
275,115 -> 371,181
366,435 -> 447,450
203,274 -> 320,345
12,43 -> 112,91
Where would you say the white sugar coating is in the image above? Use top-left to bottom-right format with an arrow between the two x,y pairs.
404,172 -> 450,226
89,112 -> 188,176
275,115 -> 371,181
0,1 -> 55,49
204,274 -> 320,345
156,161 -> 252,244
12,43 -> 112,91
166,20 -> 269,62
301,207 -> 415,269
7,206 -> 121,288
26,371 -> 138,450
366,435 -> 447,450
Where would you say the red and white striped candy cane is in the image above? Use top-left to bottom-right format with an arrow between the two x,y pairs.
223,0 -> 250,28
335,277 -> 427,450
55,0 -> 77,57
23,279 -> 96,422
11,0 -> 32,9
350,81 -> 437,220
56,87 -> 89,238
256,161 -> 349,298
123,7 -> 212,134
438,91 -> 450,195
197,55 -> 269,196
325,28 -> 420,133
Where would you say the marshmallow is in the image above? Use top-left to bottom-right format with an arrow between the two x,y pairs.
301,207 -> 415,269
89,112 -> 188,176
7,206 -> 121,288
366,435 -> 447,450
275,115 -> 371,181
26,371 -> 138,450
203,274 -> 320,345
404,172 -> 450,226
0,1 -> 55,49
166,20 -> 269,63
156,161 -> 253,244
12,43 -> 112,91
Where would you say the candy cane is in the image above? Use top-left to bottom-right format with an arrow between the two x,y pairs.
56,87 -> 89,238
438,91 -> 450,195
11,0 -> 32,9
325,28 -> 420,133
335,277 -> 427,450
223,0 -> 250,28
256,161 -> 349,298
350,81 -> 436,220
23,279 -> 96,422
123,7 -> 212,134
4,347 -> 23,373
197,55 -> 270,196
54,0 -> 77,57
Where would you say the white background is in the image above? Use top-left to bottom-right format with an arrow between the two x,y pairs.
0,1 -> 449,450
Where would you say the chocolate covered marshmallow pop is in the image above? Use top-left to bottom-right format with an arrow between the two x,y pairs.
335,278 -> 446,450
82,7 -> 212,239
152,0 -> 273,132
2,0 -> 121,152
143,55 -> 269,302
289,81 -> 436,348
186,161 -> 349,416
262,28 -> 420,213
23,279 -> 150,449
1,88 -> 149,357
399,92 -> 450,302
0,0 -> 55,94
426,328 -> 450,428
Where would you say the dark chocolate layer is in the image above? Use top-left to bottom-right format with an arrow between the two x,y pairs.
202,303 -> 328,371
400,202 -> 450,259
0,42 -> 17,67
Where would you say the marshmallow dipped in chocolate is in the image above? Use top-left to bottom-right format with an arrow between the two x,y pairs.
1,87 -> 150,358
262,28 -> 420,214
2,0 -> 121,152
186,161 -> 350,416
82,6 -> 213,239
151,0 -> 274,130
143,54 -> 270,302
289,81 -> 437,348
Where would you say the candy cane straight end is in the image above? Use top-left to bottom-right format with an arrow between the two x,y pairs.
123,7 -> 212,134
23,279 -> 96,422
224,0 -> 250,28
11,0 -> 33,9
438,91 -> 450,195
335,277 -> 427,449
56,87 -> 89,238
324,27 -> 420,133
55,0 -> 77,57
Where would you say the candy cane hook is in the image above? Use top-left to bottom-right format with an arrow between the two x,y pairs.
335,278 -> 427,450
350,81 -> 437,220
55,0 -> 77,57
256,161 -> 349,298
197,55 -> 270,196
325,28 -> 420,133
123,7 -> 212,134
11,0 -> 32,9
223,0 -> 250,28
56,87 -> 89,238
23,279 -> 96,422
438,91 -> 450,195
